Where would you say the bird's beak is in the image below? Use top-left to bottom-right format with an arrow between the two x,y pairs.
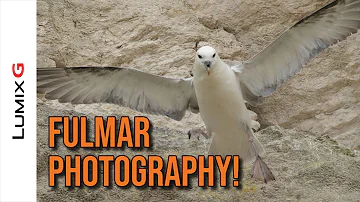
204,61 -> 211,76
206,67 -> 211,76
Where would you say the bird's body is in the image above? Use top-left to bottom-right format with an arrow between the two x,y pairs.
37,0 -> 360,183
193,51 -> 263,164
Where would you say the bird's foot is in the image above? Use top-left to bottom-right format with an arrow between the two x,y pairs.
187,128 -> 211,140
248,110 -> 261,131
251,155 -> 275,183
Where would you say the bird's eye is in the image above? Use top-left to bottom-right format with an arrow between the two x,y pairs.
198,55 -> 202,59
213,53 -> 216,58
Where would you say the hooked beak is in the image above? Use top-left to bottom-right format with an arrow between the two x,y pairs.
204,61 -> 211,76
206,67 -> 211,76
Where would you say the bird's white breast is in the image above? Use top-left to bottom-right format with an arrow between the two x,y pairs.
193,65 -> 250,135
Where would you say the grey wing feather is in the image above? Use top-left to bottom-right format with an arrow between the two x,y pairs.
37,67 -> 198,121
232,0 -> 360,105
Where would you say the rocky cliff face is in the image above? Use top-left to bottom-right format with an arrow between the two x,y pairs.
37,0 -> 360,201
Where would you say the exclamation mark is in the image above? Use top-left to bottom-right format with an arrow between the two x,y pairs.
233,155 -> 239,187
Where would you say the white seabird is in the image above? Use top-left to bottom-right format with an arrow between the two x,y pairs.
37,0 -> 360,183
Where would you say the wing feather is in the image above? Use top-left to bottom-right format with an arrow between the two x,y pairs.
37,67 -> 198,121
233,0 -> 360,105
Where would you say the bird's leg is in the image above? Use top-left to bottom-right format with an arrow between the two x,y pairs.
247,128 -> 275,183
187,127 -> 211,140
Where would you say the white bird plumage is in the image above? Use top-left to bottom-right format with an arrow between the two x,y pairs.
193,46 -> 274,182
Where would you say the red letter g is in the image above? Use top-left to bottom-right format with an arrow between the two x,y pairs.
12,63 -> 24,78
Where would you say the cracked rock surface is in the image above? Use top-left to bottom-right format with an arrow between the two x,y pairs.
37,0 -> 360,201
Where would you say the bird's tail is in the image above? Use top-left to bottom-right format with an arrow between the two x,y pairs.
208,130 -> 264,165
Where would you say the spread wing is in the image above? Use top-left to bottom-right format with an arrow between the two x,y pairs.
232,0 -> 360,106
37,67 -> 198,121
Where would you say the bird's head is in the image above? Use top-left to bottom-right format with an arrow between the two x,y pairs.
195,46 -> 219,76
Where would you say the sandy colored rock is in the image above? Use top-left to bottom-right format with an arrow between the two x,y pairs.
37,0 -> 360,201
37,0 -> 360,149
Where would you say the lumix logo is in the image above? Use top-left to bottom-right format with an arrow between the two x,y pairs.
13,63 -> 25,139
